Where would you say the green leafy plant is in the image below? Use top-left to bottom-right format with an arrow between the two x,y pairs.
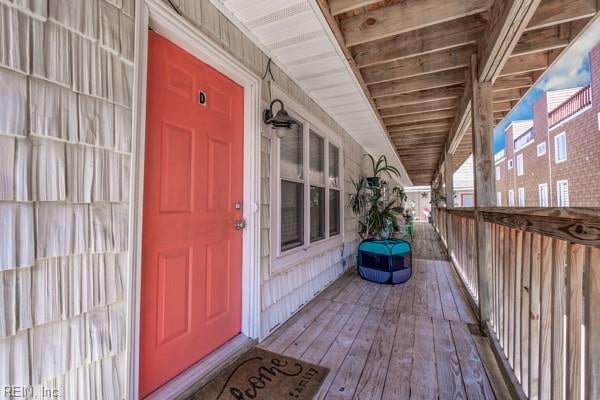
349,168 -> 407,239
364,154 -> 401,187
430,189 -> 447,207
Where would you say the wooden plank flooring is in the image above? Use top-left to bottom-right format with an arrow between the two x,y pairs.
259,223 -> 509,399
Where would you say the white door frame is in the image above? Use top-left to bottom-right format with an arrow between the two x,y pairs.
127,1 -> 262,398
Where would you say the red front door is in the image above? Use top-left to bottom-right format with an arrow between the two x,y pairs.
139,31 -> 244,398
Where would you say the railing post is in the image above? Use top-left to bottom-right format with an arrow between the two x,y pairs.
470,53 -> 495,329
444,148 -> 454,258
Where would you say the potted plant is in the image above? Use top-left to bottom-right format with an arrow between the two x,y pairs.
364,154 -> 401,188
430,189 -> 447,208
349,155 -> 404,240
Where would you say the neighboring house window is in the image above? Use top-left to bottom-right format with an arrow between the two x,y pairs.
518,187 -> 525,207
516,154 -> 524,176
508,190 -> 515,207
462,194 -> 473,207
597,113 -> 600,131
508,159 -> 513,169
496,166 -> 500,181
277,110 -> 343,260
496,192 -> 502,206
555,132 -> 567,163
557,180 -> 569,207
538,183 -> 548,207
537,142 -> 546,156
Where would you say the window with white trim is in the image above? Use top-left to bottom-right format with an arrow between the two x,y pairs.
537,142 -> 546,156
518,187 -> 525,207
557,180 -> 569,207
508,159 -> 513,169
538,183 -> 548,207
555,132 -> 567,163
496,192 -> 502,206
275,108 -> 343,264
516,154 -> 524,176
508,190 -> 515,207
496,166 -> 501,181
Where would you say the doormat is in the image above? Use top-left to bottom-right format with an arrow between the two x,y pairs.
187,347 -> 329,400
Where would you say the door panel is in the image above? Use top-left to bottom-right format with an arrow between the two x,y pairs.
140,31 -> 244,398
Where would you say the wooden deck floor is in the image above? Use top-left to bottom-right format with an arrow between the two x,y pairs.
259,223 -> 511,400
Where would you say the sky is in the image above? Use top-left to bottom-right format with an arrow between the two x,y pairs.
492,17 -> 600,154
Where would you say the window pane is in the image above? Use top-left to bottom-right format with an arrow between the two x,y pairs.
330,189 -> 340,236
281,180 -> 304,251
281,121 -> 303,180
329,144 -> 340,188
309,131 -> 324,185
310,186 -> 325,242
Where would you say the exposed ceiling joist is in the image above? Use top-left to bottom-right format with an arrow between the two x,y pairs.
374,86 -> 465,108
362,45 -> 475,85
370,69 -> 467,98
526,0 -> 598,30
340,0 -> 493,46
493,73 -> 535,91
329,0 -> 380,16
384,110 -> 457,126
379,99 -> 457,117
351,15 -> 487,68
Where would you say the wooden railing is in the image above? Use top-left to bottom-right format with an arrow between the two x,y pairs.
433,207 -> 600,399
548,86 -> 592,127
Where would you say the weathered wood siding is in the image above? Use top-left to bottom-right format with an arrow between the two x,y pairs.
0,0 -> 134,397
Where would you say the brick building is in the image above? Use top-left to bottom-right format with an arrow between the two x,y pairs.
494,43 -> 600,207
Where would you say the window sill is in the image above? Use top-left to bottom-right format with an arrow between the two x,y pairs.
271,235 -> 344,276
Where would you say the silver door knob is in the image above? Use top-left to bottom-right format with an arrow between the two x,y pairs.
234,219 -> 247,230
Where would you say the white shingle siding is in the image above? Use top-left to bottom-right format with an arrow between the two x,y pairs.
1,0 -> 133,394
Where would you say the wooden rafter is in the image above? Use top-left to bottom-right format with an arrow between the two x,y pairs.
370,69 -> 468,98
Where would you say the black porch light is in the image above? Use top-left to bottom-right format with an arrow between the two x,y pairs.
263,99 -> 297,138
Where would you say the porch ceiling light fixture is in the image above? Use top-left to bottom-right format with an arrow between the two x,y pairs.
263,99 -> 297,138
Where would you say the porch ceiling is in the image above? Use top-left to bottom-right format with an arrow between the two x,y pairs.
316,0 -> 599,184
213,0 -> 413,188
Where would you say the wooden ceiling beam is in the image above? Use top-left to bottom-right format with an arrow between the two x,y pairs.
526,0 -> 597,30
384,110 -> 457,126
329,0 -> 380,16
375,86 -> 464,108
370,69 -> 467,98
493,100 -> 515,112
499,52 -> 549,76
493,88 -> 526,102
379,99 -> 457,118
362,45 -> 475,85
339,0 -> 493,46
351,15 -> 486,68
389,127 -> 450,136
477,0 -> 543,82
493,73 -> 535,92
513,19 -> 588,56
387,120 -> 453,132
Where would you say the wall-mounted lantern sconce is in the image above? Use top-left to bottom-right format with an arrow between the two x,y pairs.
263,99 -> 297,138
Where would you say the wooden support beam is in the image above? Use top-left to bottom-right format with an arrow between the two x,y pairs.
526,0 -> 597,30
340,0 -> 493,46
470,54 -> 495,330
379,99 -> 457,117
352,15 -> 486,68
477,0 -> 543,82
329,0 -> 380,16
370,69 -> 467,98
362,46 -> 475,85
384,110 -> 457,126
375,86 -> 464,108
444,148 -> 454,255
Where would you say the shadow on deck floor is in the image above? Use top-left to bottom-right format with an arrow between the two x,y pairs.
259,223 -> 511,399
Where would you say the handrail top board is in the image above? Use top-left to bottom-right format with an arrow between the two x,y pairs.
437,207 -> 600,247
